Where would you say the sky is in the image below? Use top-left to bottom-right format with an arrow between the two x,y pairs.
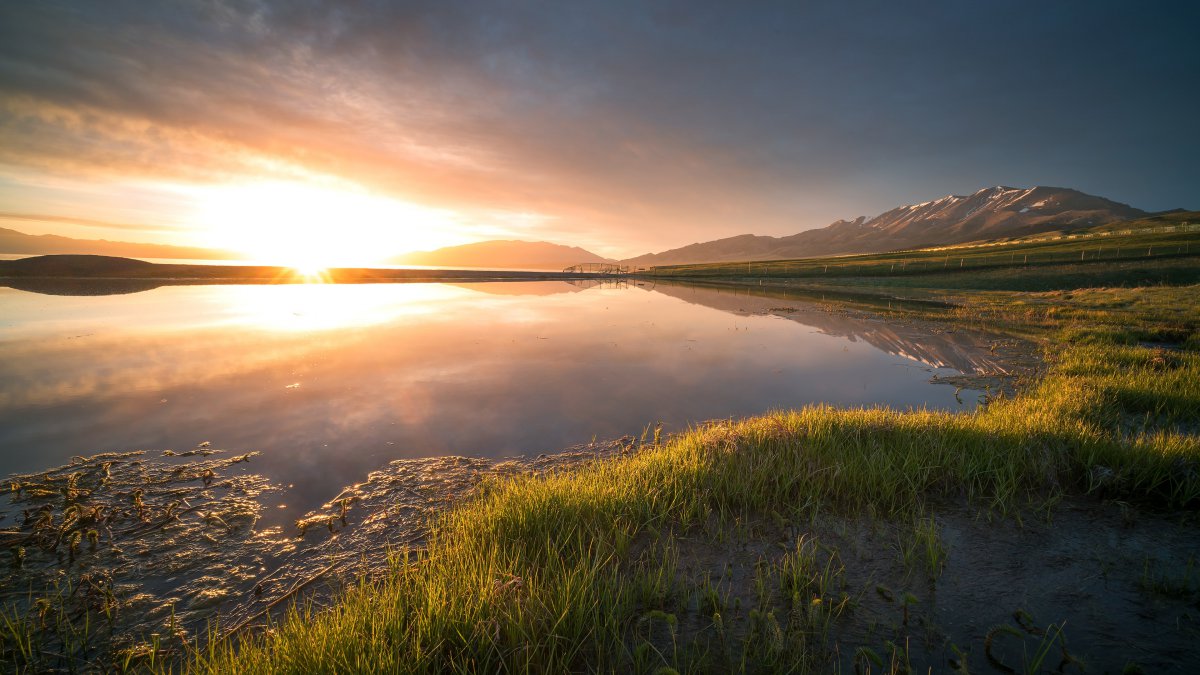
0,0 -> 1197,264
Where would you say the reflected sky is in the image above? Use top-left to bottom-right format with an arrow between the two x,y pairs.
0,281 -> 991,521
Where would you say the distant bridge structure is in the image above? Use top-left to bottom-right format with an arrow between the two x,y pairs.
563,262 -> 628,274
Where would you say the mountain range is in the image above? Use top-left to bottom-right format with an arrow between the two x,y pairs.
0,226 -> 236,260
622,186 -> 1152,266
1,186 -> 1180,269
389,240 -> 612,270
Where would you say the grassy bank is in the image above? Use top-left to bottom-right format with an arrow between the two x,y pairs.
167,277 -> 1200,673
641,222 -> 1200,292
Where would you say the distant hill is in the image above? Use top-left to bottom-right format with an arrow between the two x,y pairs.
391,240 -> 613,270
1073,209 -> 1200,234
0,226 -> 237,260
0,254 -> 156,276
624,186 -> 1156,266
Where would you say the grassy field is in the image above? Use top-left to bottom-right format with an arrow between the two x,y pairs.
641,218 -> 1200,291
161,258 -> 1200,673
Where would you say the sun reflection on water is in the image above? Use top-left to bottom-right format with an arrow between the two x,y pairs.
291,265 -> 329,280
215,283 -> 469,332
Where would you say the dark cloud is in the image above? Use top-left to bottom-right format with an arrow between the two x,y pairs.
0,1 -> 1196,254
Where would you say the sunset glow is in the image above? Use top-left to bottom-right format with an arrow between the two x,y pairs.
0,4 -> 1195,261
183,181 -> 467,269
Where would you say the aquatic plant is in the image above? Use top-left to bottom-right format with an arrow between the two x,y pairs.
0,451 -> 281,670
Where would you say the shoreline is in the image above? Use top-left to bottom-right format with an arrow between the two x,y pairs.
0,270 -> 615,284
0,255 -> 626,296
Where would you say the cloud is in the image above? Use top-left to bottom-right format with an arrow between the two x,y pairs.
0,210 -> 178,233
0,1 -> 1196,256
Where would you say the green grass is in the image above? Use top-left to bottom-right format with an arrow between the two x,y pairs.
1074,209 -> 1200,235
166,282 -> 1200,674
640,225 -> 1200,292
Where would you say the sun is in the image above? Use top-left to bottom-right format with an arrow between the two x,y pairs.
185,180 -> 465,269
291,263 -> 328,278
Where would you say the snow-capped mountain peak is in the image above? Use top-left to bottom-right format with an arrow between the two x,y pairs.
623,186 -> 1148,266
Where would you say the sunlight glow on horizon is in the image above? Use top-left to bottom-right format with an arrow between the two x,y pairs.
181,181 -> 472,269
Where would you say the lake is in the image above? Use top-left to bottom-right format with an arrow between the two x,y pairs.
0,279 -> 1007,524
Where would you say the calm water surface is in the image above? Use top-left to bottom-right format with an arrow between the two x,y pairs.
0,280 -> 1003,521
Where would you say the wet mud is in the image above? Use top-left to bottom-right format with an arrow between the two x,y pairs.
0,439 -> 631,667
1,448 -> 281,662
638,500 -> 1200,673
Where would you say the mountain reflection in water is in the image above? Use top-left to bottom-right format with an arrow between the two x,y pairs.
646,281 -> 1012,375
0,281 -> 1016,525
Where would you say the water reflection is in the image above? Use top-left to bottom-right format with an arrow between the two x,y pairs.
0,278 -> 166,296
0,281 -> 1004,521
647,281 -> 1010,374
448,280 -> 585,296
217,283 -> 462,331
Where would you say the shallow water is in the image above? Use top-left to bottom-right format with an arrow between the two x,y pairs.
0,280 -> 1009,524
0,441 -> 630,660
0,279 -> 1033,665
